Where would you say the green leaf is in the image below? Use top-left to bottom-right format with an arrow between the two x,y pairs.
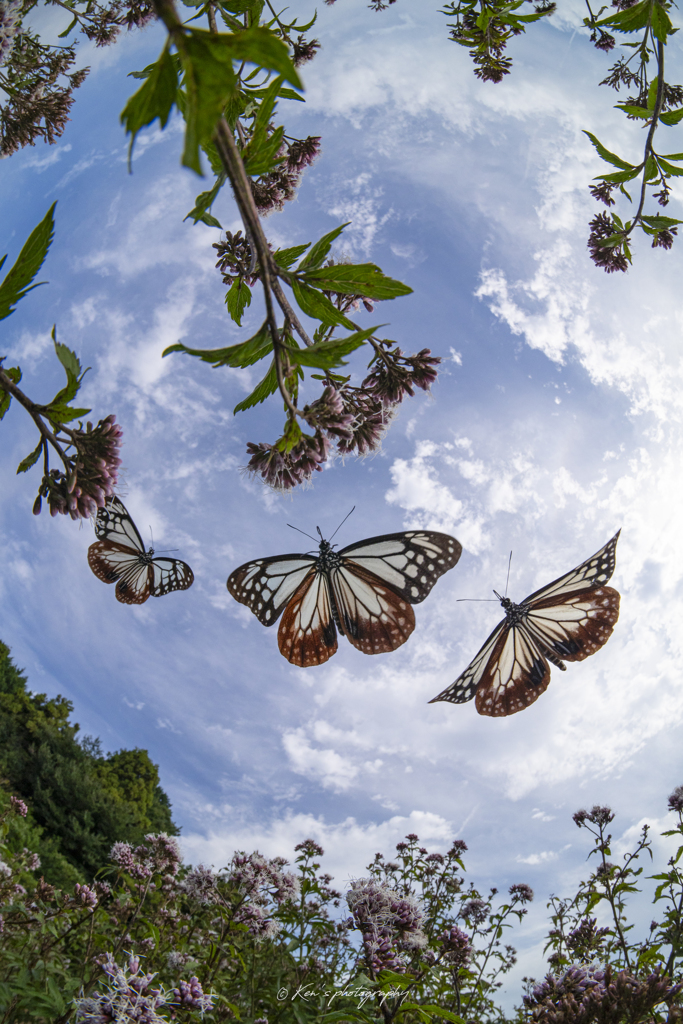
233,358 -> 277,413
657,157 -> 683,176
583,130 -> 635,170
597,168 -> 641,184
651,2 -> 673,42
47,403 -> 91,424
185,174 -> 227,225
287,326 -> 379,370
289,279 -> 355,329
659,107 -> 683,126
54,340 -> 83,380
660,151 -> 683,160
226,279 -> 252,325
242,124 -> 285,176
615,104 -> 651,119
642,214 -> 683,227
16,439 -> 43,474
163,321 -> 272,367
644,153 -> 658,180
273,243 -> 311,269
301,263 -> 413,300
298,223 -> 349,270
400,1005 -> 465,1024
0,204 -> 56,321
224,25 -> 301,89
647,76 -> 659,110
120,45 -> 178,165
596,0 -> 650,32
180,31 -> 238,174
0,366 -> 21,420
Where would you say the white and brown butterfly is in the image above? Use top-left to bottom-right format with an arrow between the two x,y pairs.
88,496 -> 194,605
429,531 -> 621,717
227,528 -> 462,667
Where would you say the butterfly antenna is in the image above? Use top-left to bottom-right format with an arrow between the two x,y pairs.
505,551 -> 512,598
287,523 -> 318,543
456,598 -> 498,602
329,506 -> 356,543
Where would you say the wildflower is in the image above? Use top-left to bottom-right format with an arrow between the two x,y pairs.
566,917 -> 610,960
292,36 -> 320,66
295,838 -> 324,858
426,852 -> 445,864
335,393 -> 388,456
461,898 -> 489,925
34,877 -> 56,902
213,230 -> 260,288
9,795 -> 27,817
167,950 -> 192,971
509,883 -> 534,903
24,850 -> 40,871
0,0 -> 22,67
346,878 -> 427,973
652,227 -> 677,250
669,786 -> 683,814
589,182 -> 617,207
573,805 -> 614,828
173,976 -> 213,1012
183,864 -> 220,905
590,28 -> 616,50
286,135 -> 321,172
245,433 -> 329,490
110,841 -> 136,873
36,415 -> 123,519
143,833 -> 182,875
0,861 -> 11,879
587,215 -> 629,273
73,882 -> 98,912
75,953 -> 168,1023
440,926 -> 473,967
303,386 -> 355,441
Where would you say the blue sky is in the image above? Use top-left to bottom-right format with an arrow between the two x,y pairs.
2,0 -> 683,995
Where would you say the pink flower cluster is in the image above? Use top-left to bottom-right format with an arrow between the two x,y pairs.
36,415 -> 123,519
110,833 -> 182,881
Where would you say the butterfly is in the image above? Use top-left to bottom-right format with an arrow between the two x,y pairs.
227,528 -> 462,667
87,496 -> 194,605
429,531 -> 621,717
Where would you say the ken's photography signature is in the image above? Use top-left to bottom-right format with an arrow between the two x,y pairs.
277,983 -> 403,1008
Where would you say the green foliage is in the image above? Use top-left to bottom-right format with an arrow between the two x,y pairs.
0,640 -> 177,887
0,204 -> 55,322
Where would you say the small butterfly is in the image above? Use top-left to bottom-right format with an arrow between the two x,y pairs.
429,531 -> 621,717
227,526 -> 462,666
88,496 -> 194,605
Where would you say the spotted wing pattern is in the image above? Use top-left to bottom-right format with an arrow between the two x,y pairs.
430,532 -> 621,716
88,497 -> 194,604
278,572 -> 337,667
227,555 -> 318,626
331,563 -> 416,655
339,531 -> 462,604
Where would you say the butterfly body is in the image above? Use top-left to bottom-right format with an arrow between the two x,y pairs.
228,529 -> 462,667
88,497 -> 194,605
430,532 -> 621,717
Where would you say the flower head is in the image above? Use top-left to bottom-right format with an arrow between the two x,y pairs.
36,415 -> 123,519
172,976 -> 213,1013
509,883 -> 534,904
669,786 -> 683,814
9,795 -> 27,817
440,925 -> 473,967
182,864 -> 219,905
461,898 -> 489,925
0,0 -> 22,67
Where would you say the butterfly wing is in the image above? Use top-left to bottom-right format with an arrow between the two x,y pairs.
522,531 -> 620,604
278,571 -> 338,667
87,541 -> 153,605
331,561 -> 415,655
94,495 -> 146,551
525,586 -> 620,663
150,558 -> 194,597
338,531 -> 462,604
429,619 -> 550,716
227,554 -> 318,626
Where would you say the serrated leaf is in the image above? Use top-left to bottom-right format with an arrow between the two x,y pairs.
289,279 -> 355,329
651,3 -> 673,41
597,168 -> 641,184
0,366 -> 21,420
583,130 -> 635,170
656,157 -> 683,176
233,358 -> 277,413
615,104 -> 651,119
286,326 -> 379,369
644,154 -> 658,180
642,213 -> 683,227
298,223 -> 349,270
226,279 -> 252,325
242,124 -> 285,176
54,340 -> 83,380
16,439 -> 43,474
163,321 -> 272,367
301,263 -> 413,300
0,204 -> 56,321
273,243 -> 311,269
185,174 -> 226,225
120,45 -> 178,166
596,0 -> 649,32
660,108 -> 683,126
47,403 -> 91,423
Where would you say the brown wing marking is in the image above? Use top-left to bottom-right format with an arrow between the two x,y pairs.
278,572 -> 338,667
474,625 -> 550,717
87,541 -> 152,605
526,586 -> 620,662
331,563 -> 415,656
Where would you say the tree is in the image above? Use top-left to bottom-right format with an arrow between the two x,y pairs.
0,640 -> 177,886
